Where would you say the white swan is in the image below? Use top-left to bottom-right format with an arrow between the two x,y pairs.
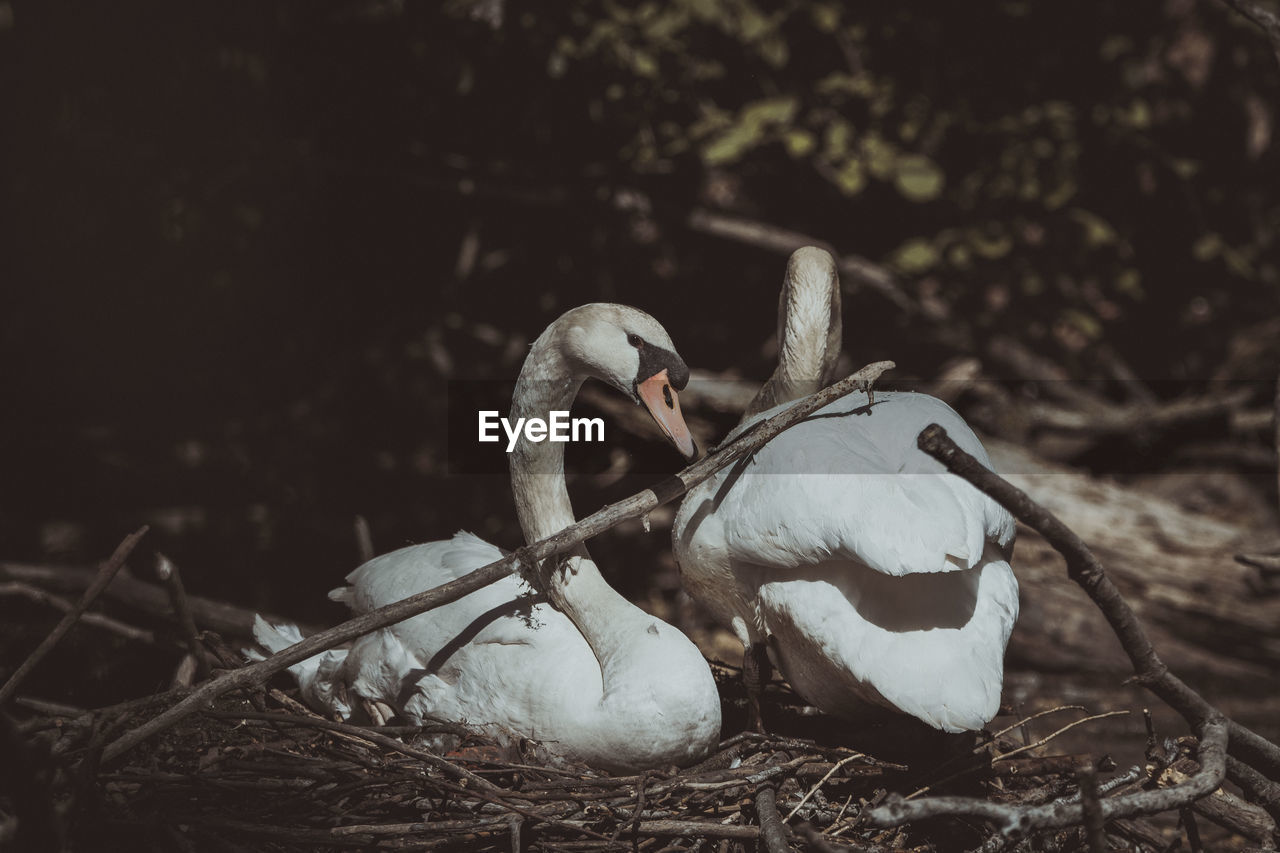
674,248 -> 1019,733
254,304 -> 721,772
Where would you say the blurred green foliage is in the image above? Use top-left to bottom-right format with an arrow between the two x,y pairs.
3,0 -> 1279,611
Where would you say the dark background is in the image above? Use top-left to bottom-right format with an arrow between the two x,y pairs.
2,0 -> 1277,660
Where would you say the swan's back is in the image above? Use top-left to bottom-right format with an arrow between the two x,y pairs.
674,390 -> 1019,731
256,532 -> 719,770
692,392 -> 1014,575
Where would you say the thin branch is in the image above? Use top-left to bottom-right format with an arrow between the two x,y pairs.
861,425 -> 1253,834
755,785 -> 790,853
992,712 -> 1129,763
99,361 -> 894,765
786,753 -> 865,820
866,719 -> 1227,835
156,553 -> 210,680
916,423 -> 1280,777
686,208 -> 913,312
0,582 -> 155,644
0,561 -> 308,639
1227,755 -> 1280,822
1076,764 -> 1107,853
0,527 -> 148,705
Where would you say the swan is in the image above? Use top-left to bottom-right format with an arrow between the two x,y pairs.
253,304 -> 721,772
673,247 -> 1019,733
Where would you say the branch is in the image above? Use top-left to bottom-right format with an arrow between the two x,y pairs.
686,208 -> 913,312
0,561 -> 306,639
0,527 -> 148,705
915,424 -> 1280,776
755,785 -> 790,853
866,719 -> 1227,836
156,554 -> 211,680
859,425 -> 1273,835
98,361 -> 894,765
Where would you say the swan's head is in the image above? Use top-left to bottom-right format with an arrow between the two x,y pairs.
558,304 -> 696,460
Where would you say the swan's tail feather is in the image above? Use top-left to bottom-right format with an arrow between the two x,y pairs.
246,614 -> 354,720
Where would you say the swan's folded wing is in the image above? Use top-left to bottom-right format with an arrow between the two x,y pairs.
715,392 -> 1015,577
757,557 -> 1019,731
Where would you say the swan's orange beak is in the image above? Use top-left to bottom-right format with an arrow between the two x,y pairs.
637,369 -> 697,460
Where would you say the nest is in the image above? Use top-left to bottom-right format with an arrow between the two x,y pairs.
7,654 -> 1269,853
4,389 -> 1280,851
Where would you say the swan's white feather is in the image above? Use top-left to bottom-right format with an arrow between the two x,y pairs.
712,392 -> 1012,576
675,390 -> 1019,731
250,304 -> 721,772
256,532 -> 720,772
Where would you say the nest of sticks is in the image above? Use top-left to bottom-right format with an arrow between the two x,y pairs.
4,368 -> 1280,852
8,661 -> 1275,852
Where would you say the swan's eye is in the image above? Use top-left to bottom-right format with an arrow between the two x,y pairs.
627,333 -> 644,349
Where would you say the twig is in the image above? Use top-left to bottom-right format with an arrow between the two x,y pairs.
787,754 -> 865,819
1180,806 -> 1204,852
986,706 -> 1086,746
1076,764 -> 1106,853
755,785 -> 790,853
201,710 -> 507,797
156,553 -> 210,680
1227,755 -> 1280,822
620,820 -> 760,840
916,423 -> 1280,777
909,710 -> 1117,801
0,582 -> 155,644
793,822 -> 892,853
1167,754 -> 1279,843
992,712 -> 1129,763
0,561 -> 308,639
686,208 -> 912,312
0,527 -> 148,705
99,362 -> 893,764
861,426 -> 1249,833
866,718 -> 1226,834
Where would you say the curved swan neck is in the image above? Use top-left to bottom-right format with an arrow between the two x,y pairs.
509,326 -> 583,545
508,318 -> 660,664
745,248 -> 843,419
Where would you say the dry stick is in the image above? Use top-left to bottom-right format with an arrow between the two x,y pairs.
0,560 -> 310,639
156,553 -> 211,680
991,711 -> 1129,763
201,711 -> 617,843
201,710 -> 506,797
862,426 -> 1240,835
99,362 -> 894,765
0,582 -> 155,644
786,754 -> 865,820
755,785 -> 790,853
919,423 -> 1280,773
1227,756 -> 1280,822
0,527 -> 149,705
1076,765 -> 1106,853
906,712 -> 1127,802
685,208 -> 912,313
